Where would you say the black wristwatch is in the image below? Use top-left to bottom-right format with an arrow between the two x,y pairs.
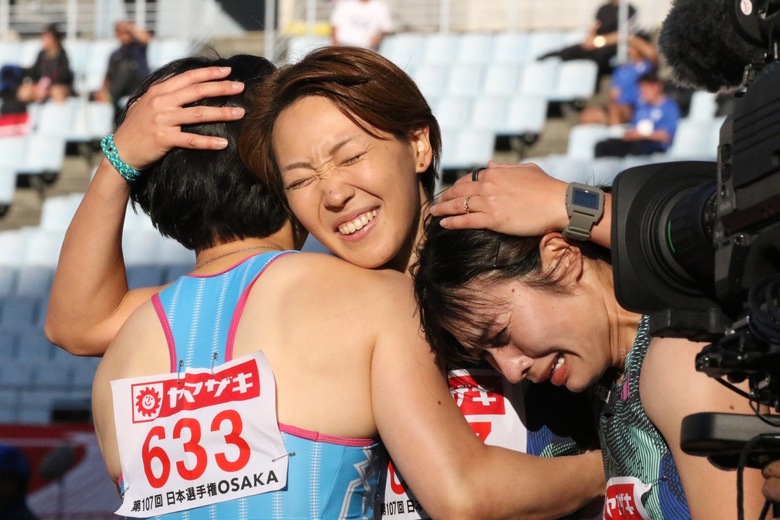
563,183 -> 605,241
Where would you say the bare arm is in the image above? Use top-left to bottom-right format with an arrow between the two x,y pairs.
641,337 -> 765,519
92,301 -> 169,480
430,162 -> 613,249
46,66 -> 246,355
372,277 -> 605,519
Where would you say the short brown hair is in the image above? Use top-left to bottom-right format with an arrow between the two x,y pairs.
239,46 -> 441,203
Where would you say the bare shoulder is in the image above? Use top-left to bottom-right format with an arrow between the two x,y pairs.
99,299 -> 170,380
641,337 -> 752,423
263,252 -> 413,303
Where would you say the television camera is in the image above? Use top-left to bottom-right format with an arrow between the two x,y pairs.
611,0 -> 780,470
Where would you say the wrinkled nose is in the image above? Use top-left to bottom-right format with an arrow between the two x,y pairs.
321,174 -> 355,210
488,349 -> 532,384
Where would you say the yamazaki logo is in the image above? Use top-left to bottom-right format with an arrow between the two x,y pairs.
132,360 -> 261,423
604,477 -> 651,520
448,373 -> 506,415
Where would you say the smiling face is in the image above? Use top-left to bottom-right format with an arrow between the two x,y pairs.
272,95 -> 432,271
451,278 -> 618,393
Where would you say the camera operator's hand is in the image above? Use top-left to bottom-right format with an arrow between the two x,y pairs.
430,162 -> 613,248
763,460 -> 780,502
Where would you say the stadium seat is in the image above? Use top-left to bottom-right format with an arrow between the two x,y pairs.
79,38 -> 116,94
517,58 -> 560,98
470,96 -> 509,132
19,133 -> 67,179
0,295 -> 41,329
15,329 -> 55,362
40,193 -> 83,231
410,64 -> 449,101
524,30 -> 566,61
421,33 -> 460,65
445,63 -> 485,97
454,32 -> 495,65
501,95 -> 548,139
379,32 -> 425,69
157,237 -> 195,265
440,128 -> 496,173
492,32 -> 529,64
687,90 -> 719,121
663,118 -> 720,160
123,228 -> 166,265
126,265 -> 166,288
148,38 -> 193,70
0,40 -> 20,67
548,59 -> 599,104
482,63 -> 523,97
433,95 -> 473,131
30,100 -> 76,140
0,165 -> 16,217
70,100 -> 116,144
591,157 -> 626,186
566,124 -> 611,160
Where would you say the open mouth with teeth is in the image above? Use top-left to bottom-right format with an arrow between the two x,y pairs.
338,209 -> 379,235
549,354 -> 566,385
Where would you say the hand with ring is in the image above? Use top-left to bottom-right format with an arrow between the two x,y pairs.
430,162 -> 576,238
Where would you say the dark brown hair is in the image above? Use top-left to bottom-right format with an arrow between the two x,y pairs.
239,46 -> 441,204
412,215 -> 610,368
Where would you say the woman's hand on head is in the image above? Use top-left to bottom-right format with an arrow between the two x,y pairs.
430,162 -> 569,237
111,66 -> 246,171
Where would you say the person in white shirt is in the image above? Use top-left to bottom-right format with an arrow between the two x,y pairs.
330,0 -> 394,51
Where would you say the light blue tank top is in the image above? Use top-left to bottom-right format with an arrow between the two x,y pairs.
146,252 -> 382,519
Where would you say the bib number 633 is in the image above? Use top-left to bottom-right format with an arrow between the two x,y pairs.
143,409 -> 250,488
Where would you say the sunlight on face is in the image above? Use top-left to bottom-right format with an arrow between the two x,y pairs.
272,96 -> 428,271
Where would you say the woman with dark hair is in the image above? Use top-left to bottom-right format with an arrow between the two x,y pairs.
412,209 -> 766,519
50,52 -> 604,519
17,23 -> 73,103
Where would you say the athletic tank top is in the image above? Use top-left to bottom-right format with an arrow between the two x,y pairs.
147,252 -> 382,519
600,315 -> 690,519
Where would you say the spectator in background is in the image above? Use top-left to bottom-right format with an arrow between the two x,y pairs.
16,23 -> 74,103
540,0 -> 637,79
580,33 -> 657,125
0,445 -> 38,520
92,20 -> 151,111
330,0 -> 393,51
594,71 -> 681,158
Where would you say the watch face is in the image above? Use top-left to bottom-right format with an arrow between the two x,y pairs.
572,188 -> 601,210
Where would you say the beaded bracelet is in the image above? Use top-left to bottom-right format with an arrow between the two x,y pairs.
100,134 -> 141,182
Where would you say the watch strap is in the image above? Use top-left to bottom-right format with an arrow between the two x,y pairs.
563,212 -> 597,241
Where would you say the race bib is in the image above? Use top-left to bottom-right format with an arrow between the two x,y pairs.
604,476 -> 652,520
111,351 -> 289,517
379,368 -> 527,519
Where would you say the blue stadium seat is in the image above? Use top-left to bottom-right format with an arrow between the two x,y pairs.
0,295 -> 41,329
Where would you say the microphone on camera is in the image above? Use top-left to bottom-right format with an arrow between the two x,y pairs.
658,0 -> 767,92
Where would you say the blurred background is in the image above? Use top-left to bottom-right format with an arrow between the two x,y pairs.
0,1 -> 727,518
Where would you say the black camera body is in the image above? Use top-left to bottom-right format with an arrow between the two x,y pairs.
611,0 -> 780,467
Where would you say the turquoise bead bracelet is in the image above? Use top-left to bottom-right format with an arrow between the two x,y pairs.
100,134 -> 141,182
